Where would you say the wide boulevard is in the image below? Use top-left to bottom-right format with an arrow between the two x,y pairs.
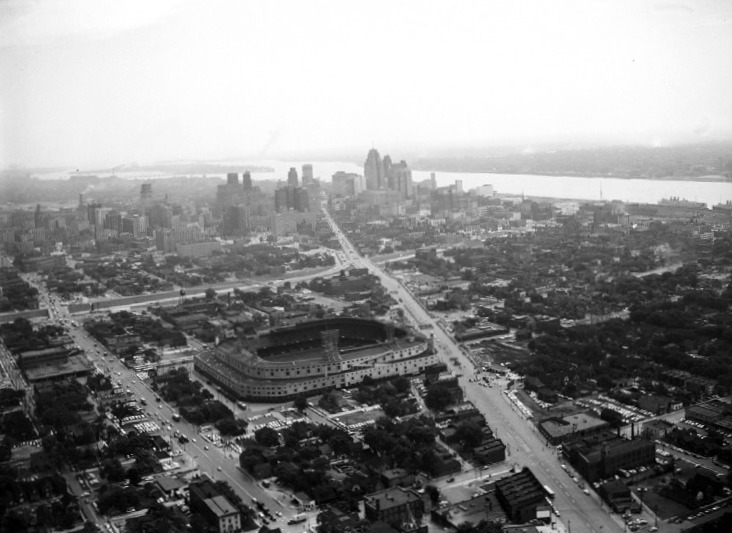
321,207 -> 631,533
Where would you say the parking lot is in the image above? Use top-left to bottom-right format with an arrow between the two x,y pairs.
576,395 -> 654,424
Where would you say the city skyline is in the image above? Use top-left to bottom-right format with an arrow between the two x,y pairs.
2,0 -> 732,168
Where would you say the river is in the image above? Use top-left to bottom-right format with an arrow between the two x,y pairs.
35,160 -> 732,207
251,161 -> 732,207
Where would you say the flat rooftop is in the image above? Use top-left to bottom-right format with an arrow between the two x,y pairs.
364,487 -> 421,511
540,413 -> 608,438
24,354 -> 92,381
435,492 -> 506,526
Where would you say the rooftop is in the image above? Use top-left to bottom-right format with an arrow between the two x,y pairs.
24,354 -> 92,382
540,413 -> 608,438
19,346 -> 69,359
190,479 -> 239,518
433,491 -> 506,527
688,403 -> 725,418
496,468 -> 546,509
364,487 -> 421,511
582,438 -> 654,462
205,494 -> 238,517
155,476 -> 184,493
382,468 -> 410,480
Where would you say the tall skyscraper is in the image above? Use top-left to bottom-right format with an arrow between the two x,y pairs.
242,171 -> 252,190
275,186 -> 310,213
34,204 -> 43,228
149,203 -> 172,228
390,160 -> 413,199
88,204 -> 112,227
217,173 -> 248,215
227,173 -> 239,186
140,183 -> 153,215
294,187 -> 310,212
332,171 -> 364,197
364,148 -> 384,190
302,164 -> 314,185
275,188 -> 289,212
288,167 -> 299,188
383,155 -> 393,189
104,211 -> 123,232
122,215 -> 148,236
224,205 -> 250,235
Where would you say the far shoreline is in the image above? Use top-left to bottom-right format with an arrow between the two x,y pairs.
411,168 -> 732,183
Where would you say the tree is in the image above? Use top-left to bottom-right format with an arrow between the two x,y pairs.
293,396 -> 308,412
425,384 -> 454,411
191,513 -> 211,533
127,466 -> 141,486
455,421 -> 484,449
425,484 -> 440,505
190,514 -> 212,533
393,376 -> 410,394
101,458 -> 126,482
640,426 -> 656,441
239,447 -> 265,472
596,374 -> 614,390
204,288 -> 216,299
215,417 -> 248,437
318,391 -> 341,413
125,344 -> 140,357
254,427 -> 280,447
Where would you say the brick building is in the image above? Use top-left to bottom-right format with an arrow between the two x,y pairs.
568,437 -> 656,482
495,467 -> 551,523
364,487 -> 424,526
188,478 -> 241,533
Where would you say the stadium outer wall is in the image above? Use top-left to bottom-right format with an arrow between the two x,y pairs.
194,317 -> 438,402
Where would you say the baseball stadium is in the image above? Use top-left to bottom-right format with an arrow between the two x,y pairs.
194,317 -> 438,402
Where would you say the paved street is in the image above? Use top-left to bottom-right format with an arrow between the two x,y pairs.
322,207 -> 634,533
23,273 -> 320,532
15,216 -> 686,532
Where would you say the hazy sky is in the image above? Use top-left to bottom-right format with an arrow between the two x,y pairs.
1,0 -> 731,168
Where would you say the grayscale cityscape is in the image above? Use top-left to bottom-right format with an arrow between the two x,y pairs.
1,2 -> 732,533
